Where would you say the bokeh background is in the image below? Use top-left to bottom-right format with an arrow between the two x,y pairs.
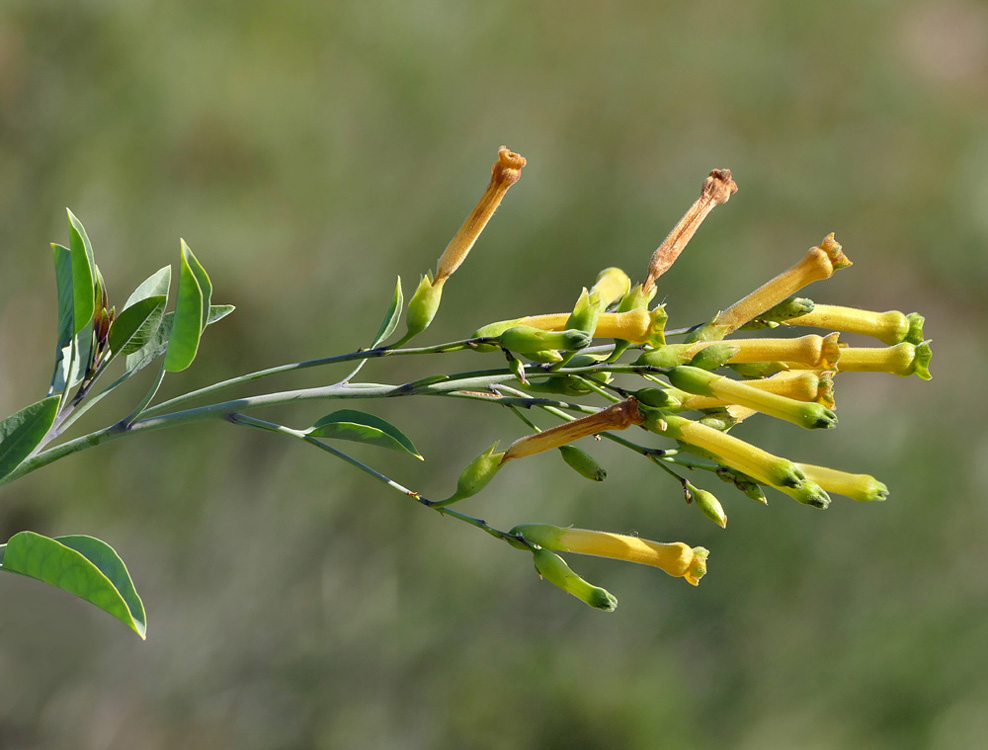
1,2 -> 986,748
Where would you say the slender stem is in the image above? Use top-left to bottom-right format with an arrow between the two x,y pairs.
228,413 -> 529,548
141,338 -> 490,418
121,360 -> 166,426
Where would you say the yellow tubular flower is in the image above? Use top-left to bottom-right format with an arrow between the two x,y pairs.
836,341 -> 933,379
644,411 -> 831,507
783,304 -> 911,346
668,366 -> 837,429
794,463 -> 889,502
514,524 -> 709,585
699,332 -> 842,369
434,146 -> 526,285
689,234 -> 852,341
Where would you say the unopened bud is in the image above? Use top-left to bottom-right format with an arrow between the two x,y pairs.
439,443 -> 505,505
530,547 -> 618,611
689,343 -> 741,370
739,297 -> 816,330
558,445 -> 607,481
405,273 -> 445,339
687,484 -> 727,528
496,326 -> 591,354
794,463 -> 888,502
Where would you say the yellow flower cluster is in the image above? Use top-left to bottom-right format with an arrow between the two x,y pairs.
407,148 -> 930,610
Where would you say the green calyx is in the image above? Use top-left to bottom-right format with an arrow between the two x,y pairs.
406,273 -> 444,339
497,326 -> 591,354
440,443 -> 505,505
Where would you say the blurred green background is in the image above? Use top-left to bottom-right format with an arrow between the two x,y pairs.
1,1 -> 986,748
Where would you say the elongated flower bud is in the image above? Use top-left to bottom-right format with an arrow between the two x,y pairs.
739,297 -> 816,330
687,484 -> 727,528
502,398 -> 644,462
636,334 -> 842,370
783,304 -> 923,346
434,146 -> 526,284
837,341 -> 932,379
688,234 -> 852,342
530,548 -> 618,611
643,410 -> 830,507
496,326 -> 591,354
515,524 -> 709,585
794,463 -> 888,502
558,445 -> 607,481
643,169 -> 738,291
590,267 -> 632,309
668,366 -> 838,429
504,307 -> 668,346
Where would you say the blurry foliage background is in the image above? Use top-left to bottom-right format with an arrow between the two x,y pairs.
1,1 -> 987,748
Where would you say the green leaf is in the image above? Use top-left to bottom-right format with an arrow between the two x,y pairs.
307,409 -> 422,459
207,304 -> 235,325
183,240 -> 213,331
108,295 -> 167,357
49,244 -> 77,396
124,266 -> 171,309
370,276 -> 403,348
164,242 -> 205,372
0,532 -> 146,638
0,396 -> 60,482
67,210 -> 96,335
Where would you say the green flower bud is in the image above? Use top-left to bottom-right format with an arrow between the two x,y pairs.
634,344 -> 693,368
635,387 -> 680,409
405,273 -> 444,339
439,443 -> 505,505
531,548 -> 618,611
558,445 -> 607,481
473,317 -> 524,339
777,479 -> 831,509
739,297 -> 816,330
716,468 -> 769,504
497,326 -> 591,354
689,343 -> 741,370
728,362 -> 790,378
688,484 -> 727,528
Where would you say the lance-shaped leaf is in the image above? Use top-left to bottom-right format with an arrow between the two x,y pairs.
164,241 -> 205,372
0,396 -> 60,482
371,277 -> 403,348
108,295 -> 167,357
0,532 -> 146,638
184,241 -> 213,330
49,243 -> 77,396
67,210 -> 96,335
307,409 -> 422,459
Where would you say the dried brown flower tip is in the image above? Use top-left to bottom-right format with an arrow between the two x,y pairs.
434,146 -> 527,285
642,168 -> 738,292
501,397 -> 644,463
